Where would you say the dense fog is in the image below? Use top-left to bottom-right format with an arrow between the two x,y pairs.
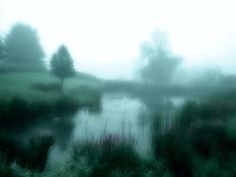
0,0 -> 236,177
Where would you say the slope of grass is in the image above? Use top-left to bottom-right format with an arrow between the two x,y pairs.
0,72 -> 102,101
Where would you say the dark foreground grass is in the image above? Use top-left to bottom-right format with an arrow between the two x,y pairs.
0,86 -> 102,175
152,92 -> 236,177
0,134 -> 172,177
1,89 -> 236,177
46,134 -> 172,177
0,133 -> 54,173
70,135 -> 142,177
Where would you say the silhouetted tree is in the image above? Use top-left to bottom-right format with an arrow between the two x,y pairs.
50,45 -> 75,89
5,23 -> 45,71
139,30 -> 182,85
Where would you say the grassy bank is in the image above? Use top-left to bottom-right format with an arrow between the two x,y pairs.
152,91 -> 236,177
1,72 -> 236,177
0,134 -> 172,177
1,90 -> 236,177
0,71 -> 103,176
0,72 -> 102,100
0,75 -> 102,126
0,72 -> 102,129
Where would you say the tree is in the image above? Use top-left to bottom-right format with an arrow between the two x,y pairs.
50,45 -> 75,88
5,23 -> 45,71
139,30 -> 182,85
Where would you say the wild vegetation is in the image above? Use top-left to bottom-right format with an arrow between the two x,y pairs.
1,89 -> 236,177
0,23 -> 235,177
152,91 -> 236,177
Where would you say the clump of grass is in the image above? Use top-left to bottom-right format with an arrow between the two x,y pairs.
70,134 -> 141,177
152,95 -> 236,177
192,154 -> 236,177
0,95 -> 82,130
0,127 -> 172,177
0,153 -> 15,177
0,132 -> 54,172
55,133 -> 170,177
152,115 -> 193,177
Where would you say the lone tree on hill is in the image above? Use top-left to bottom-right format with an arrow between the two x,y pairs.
50,45 -> 75,89
5,23 -> 45,71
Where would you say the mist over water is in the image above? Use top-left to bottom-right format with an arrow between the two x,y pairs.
1,0 -> 236,177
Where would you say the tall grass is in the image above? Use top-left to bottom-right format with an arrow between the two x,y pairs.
0,132 -> 54,172
0,134 -> 172,177
52,133 -> 171,177
0,96 -> 81,131
152,93 -> 236,177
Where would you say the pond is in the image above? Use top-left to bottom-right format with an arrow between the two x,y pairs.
47,93 -> 151,168
73,93 -> 152,152
47,93 -> 185,168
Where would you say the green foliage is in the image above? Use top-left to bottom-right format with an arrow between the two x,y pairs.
152,115 -> 193,177
152,93 -> 236,177
0,134 -> 171,177
193,155 -> 236,177
0,133 -> 54,172
4,23 -> 45,71
0,96 -> 81,131
68,135 -> 169,177
50,45 -> 75,84
0,156 -> 16,177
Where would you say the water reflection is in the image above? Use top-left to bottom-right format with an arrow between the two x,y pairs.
26,115 -> 75,150
73,93 -> 152,154
47,93 -> 185,167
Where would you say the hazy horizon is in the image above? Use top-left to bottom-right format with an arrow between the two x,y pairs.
1,0 -> 236,79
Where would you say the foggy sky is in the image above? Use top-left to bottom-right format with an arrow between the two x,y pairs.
0,0 -> 236,79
